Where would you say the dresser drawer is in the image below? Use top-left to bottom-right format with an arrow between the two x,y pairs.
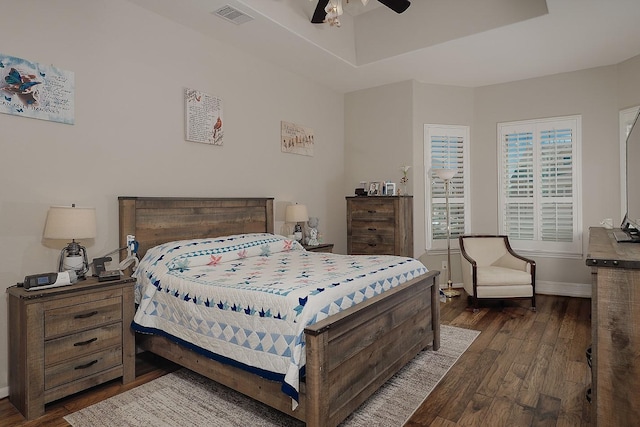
45,323 -> 123,366
348,199 -> 396,220
350,239 -> 396,255
350,220 -> 395,237
44,296 -> 122,338
44,346 -> 123,390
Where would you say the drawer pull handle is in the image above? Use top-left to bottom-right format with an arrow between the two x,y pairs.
74,337 -> 98,347
368,243 -> 377,247
368,227 -> 377,231
75,359 -> 98,370
368,210 -> 377,214
75,310 -> 98,319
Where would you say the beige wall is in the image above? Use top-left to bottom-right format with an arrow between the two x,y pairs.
344,80 -> 414,194
0,0 -> 345,396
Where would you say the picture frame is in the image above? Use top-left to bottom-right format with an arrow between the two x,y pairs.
385,182 -> 396,196
368,182 -> 382,196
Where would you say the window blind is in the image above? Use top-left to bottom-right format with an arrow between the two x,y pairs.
425,125 -> 469,250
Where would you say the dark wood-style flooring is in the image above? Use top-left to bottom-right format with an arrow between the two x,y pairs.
0,294 -> 592,426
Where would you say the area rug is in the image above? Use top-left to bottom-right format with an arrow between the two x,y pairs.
65,325 -> 479,427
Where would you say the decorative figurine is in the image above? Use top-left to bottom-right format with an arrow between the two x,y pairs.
307,217 -> 319,246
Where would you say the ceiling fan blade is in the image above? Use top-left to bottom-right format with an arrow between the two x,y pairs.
377,0 -> 411,13
311,0 -> 329,23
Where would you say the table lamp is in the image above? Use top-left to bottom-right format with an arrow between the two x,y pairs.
43,204 -> 97,279
285,203 -> 309,242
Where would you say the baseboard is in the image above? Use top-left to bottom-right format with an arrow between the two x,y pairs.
442,281 -> 591,298
536,280 -> 591,298
0,386 -> 8,399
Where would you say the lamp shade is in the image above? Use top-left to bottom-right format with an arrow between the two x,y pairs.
285,204 -> 309,223
434,168 -> 457,180
43,205 -> 97,240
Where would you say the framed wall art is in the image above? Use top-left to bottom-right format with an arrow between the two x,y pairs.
281,121 -> 314,156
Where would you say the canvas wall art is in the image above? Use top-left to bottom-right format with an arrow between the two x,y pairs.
0,53 -> 75,125
185,88 -> 224,145
281,121 -> 314,156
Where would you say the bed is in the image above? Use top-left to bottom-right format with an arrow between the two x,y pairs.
119,196 -> 440,427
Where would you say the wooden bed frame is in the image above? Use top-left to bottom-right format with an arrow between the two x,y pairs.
119,196 -> 440,427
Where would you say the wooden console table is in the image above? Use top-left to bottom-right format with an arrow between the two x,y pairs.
586,227 -> 640,425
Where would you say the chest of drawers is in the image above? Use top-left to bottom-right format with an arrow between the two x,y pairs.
346,196 -> 413,257
7,276 -> 135,420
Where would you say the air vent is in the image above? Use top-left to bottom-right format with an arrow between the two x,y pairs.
213,5 -> 254,25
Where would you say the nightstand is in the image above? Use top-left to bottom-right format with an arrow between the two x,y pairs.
303,243 -> 334,253
7,275 -> 135,420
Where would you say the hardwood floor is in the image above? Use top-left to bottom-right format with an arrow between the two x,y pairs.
0,294 -> 592,427
406,294 -> 592,427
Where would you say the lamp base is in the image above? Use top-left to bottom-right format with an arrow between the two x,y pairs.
442,281 -> 461,298
442,288 -> 461,298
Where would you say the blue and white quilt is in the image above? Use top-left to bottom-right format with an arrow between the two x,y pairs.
131,233 -> 428,406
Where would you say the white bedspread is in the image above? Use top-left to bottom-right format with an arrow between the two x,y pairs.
131,233 -> 428,404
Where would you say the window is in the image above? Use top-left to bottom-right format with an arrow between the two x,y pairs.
498,116 -> 582,257
424,124 -> 470,251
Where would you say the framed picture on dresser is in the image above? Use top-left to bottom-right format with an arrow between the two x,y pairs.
385,182 -> 396,196
368,181 -> 382,196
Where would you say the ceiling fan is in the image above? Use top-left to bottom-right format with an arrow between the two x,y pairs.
311,0 -> 411,26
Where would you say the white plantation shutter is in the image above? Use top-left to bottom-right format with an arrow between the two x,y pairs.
502,129 -> 535,240
498,116 -> 582,256
425,125 -> 470,251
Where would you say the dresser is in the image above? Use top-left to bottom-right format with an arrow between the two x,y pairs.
346,196 -> 413,257
7,276 -> 136,420
586,227 -> 640,426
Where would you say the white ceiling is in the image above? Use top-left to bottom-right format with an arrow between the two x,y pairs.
128,0 -> 640,93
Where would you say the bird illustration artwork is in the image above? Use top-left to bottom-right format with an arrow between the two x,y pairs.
2,67 -> 41,106
213,116 -> 223,139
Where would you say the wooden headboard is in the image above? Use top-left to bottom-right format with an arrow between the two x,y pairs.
118,197 -> 274,260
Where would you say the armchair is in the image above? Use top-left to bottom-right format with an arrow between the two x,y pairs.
459,235 -> 536,311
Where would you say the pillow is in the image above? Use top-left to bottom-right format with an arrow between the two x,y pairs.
157,233 -> 303,271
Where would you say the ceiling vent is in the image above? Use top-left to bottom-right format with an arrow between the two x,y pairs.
213,5 -> 254,25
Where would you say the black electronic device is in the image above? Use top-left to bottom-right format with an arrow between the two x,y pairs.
23,271 -> 76,290
24,272 -> 59,289
99,270 -> 121,282
355,188 -> 367,196
92,256 -> 112,276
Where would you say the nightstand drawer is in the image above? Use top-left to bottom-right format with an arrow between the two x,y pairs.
45,323 -> 123,366
44,296 -> 122,338
44,345 -> 123,390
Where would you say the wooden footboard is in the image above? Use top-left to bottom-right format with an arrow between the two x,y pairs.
305,269 -> 439,426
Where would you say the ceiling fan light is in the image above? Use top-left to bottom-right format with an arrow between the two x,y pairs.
334,0 -> 344,16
